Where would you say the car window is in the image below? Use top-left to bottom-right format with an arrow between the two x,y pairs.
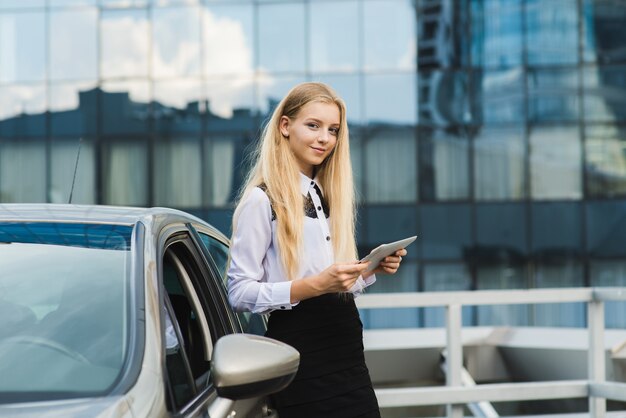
161,238 -> 228,412
0,222 -> 132,401
196,231 -> 267,336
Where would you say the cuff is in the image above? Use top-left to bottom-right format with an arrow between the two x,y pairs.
362,273 -> 376,288
272,281 -> 296,311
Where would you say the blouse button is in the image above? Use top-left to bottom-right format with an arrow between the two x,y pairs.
280,306 -> 286,310
317,206 -> 322,211
326,236 -> 330,241
310,181 -> 315,186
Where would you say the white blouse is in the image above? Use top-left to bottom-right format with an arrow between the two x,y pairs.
227,173 -> 376,314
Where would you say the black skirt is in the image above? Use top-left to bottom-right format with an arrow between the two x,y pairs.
265,293 -> 381,418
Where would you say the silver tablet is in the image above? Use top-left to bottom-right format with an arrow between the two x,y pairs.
359,236 -> 417,272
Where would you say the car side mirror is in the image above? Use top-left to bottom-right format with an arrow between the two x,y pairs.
211,334 -> 300,400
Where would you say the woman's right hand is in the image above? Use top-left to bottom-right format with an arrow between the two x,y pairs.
315,261 -> 370,293
290,261 -> 370,303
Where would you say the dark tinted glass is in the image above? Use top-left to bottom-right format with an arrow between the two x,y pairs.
583,0 -> 626,64
473,69 -> 524,124
471,0 -> 523,68
586,200 -> 626,257
420,204 -> 471,260
525,0 -> 578,65
583,65 -> 626,122
153,80 -> 204,134
418,0 -> 469,68
0,85 -> 46,137
531,202 -> 582,259
528,69 -> 579,122
585,125 -> 626,197
101,81 -> 151,135
50,83 -> 98,136
418,71 -> 471,126
418,126 -> 470,201
476,203 -> 527,261
363,205 -> 418,260
207,209 -> 234,237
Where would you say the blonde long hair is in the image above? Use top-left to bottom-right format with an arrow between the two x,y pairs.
233,82 -> 357,280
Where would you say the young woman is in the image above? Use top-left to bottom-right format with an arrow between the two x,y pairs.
227,82 -> 406,418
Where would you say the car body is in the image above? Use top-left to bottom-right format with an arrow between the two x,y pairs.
0,204 -> 298,418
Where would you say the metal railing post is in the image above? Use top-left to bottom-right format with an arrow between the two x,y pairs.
446,304 -> 463,418
588,296 -> 606,418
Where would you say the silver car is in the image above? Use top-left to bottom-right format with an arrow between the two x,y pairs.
0,204 -> 299,418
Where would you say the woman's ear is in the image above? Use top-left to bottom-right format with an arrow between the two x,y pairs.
279,116 -> 290,138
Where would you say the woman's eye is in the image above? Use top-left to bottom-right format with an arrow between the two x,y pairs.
329,128 -> 339,135
307,123 -> 318,129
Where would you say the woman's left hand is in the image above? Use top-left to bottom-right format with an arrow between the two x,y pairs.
364,248 -> 407,277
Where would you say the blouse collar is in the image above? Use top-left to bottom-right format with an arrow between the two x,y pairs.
299,172 -> 322,196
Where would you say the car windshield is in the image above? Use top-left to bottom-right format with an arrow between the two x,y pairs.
0,222 -> 133,402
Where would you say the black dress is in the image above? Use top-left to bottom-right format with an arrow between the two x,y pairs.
265,292 -> 381,418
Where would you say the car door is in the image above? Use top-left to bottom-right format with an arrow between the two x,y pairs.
159,225 -> 273,418
190,225 -> 268,337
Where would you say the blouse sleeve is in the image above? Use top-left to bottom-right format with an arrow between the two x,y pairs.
349,274 -> 377,297
227,187 -> 295,314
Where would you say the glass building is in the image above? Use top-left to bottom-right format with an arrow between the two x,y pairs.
1,0 -> 625,328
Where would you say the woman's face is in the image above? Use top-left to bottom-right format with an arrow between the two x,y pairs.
280,101 -> 340,178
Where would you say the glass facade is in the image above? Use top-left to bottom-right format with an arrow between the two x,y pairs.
1,0 -> 625,328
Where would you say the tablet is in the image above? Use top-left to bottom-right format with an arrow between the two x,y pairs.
359,236 -> 417,272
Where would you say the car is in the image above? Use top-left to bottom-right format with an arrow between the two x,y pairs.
0,204 -> 299,418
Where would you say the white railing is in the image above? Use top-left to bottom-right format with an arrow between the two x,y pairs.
356,287 -> 626,418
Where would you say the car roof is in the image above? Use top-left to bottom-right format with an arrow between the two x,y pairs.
0,204 -> 229,243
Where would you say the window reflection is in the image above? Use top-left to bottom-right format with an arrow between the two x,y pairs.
310,74 -> 361,124
206,77 -> 255,123
364,206 -> 418,258
365,74 -> 416,124
529,125 -> 581,200
590,260 -> 626,328
474,126 -> 525,200
363,0 -> 416,71
534,260 -> 584,327
50,9 -> 98,81
0,12 -> 45,83
102,140 -> 148,206
50,138 -> 95,204
153,79 -> 205,134
349,128 -> 364,203
203,4 -> 254,76
153,137 -> 202,208
310,1 -> 359,73
528,69 -> 579,122
0,138 -> 46,203
101,81 -> 151,135
419,127 -> 470,201
476,262 -> 528,326
476,203 -> 527,259
583,0 -> 626,64
418,0 -> 469,68
49,82 -> 98,136
420,204 -> 471,260
101,9 -> 149,79
419,71 -> 471,125
585,124 -> 626,197
364,127 -> 417,203
525,0 -> 578,65
258,3 -> 305,73
531,202 -> 582,258
100,0 -> 148,7
0,1 -> 43,9
474,69 -> 524,124
586,201 -> 626,257
204,135 -> 244,206
471,0 -> 522,68
51,0 -> 97,6
0,85 -> 46,137
152,6 -> 201,78
423,263 -> 472,327
256,75 -> 306,117
583,65 -> 626,122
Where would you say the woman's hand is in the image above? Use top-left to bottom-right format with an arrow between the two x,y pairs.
363,248 -> 407,278
316,261 -> 371,293
290,262 -> 370,303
